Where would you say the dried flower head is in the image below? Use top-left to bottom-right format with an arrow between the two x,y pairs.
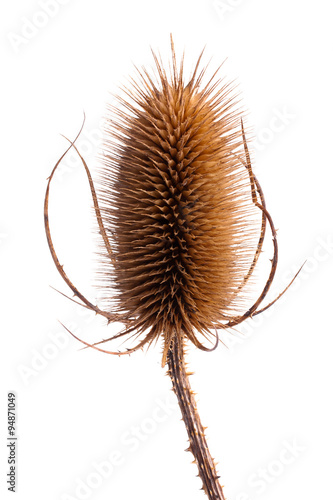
97,43 -> 261,366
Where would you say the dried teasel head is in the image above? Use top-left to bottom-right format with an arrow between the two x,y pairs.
98,48 -> 261,365
45,38 -> 299,366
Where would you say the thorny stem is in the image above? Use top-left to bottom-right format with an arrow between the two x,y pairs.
167,336 -> 226,500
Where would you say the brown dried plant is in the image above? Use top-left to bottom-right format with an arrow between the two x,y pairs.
44,37 -> 301,499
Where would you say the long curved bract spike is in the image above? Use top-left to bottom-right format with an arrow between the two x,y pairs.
252,261 -> 306,316
44,117 -> 122,324
225,200 -> 278,327
59,321 -> 149,356
224,120 -> 303,324
232,119 -> 267,293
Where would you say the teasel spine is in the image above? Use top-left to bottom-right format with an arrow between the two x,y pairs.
167,337 -> 226,500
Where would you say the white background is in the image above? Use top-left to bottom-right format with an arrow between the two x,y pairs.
1,1 -> 333,499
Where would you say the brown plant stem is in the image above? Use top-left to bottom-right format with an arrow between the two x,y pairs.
167,336 -> 226,500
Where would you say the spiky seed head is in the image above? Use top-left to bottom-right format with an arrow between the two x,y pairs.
97,41 -> 259,365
